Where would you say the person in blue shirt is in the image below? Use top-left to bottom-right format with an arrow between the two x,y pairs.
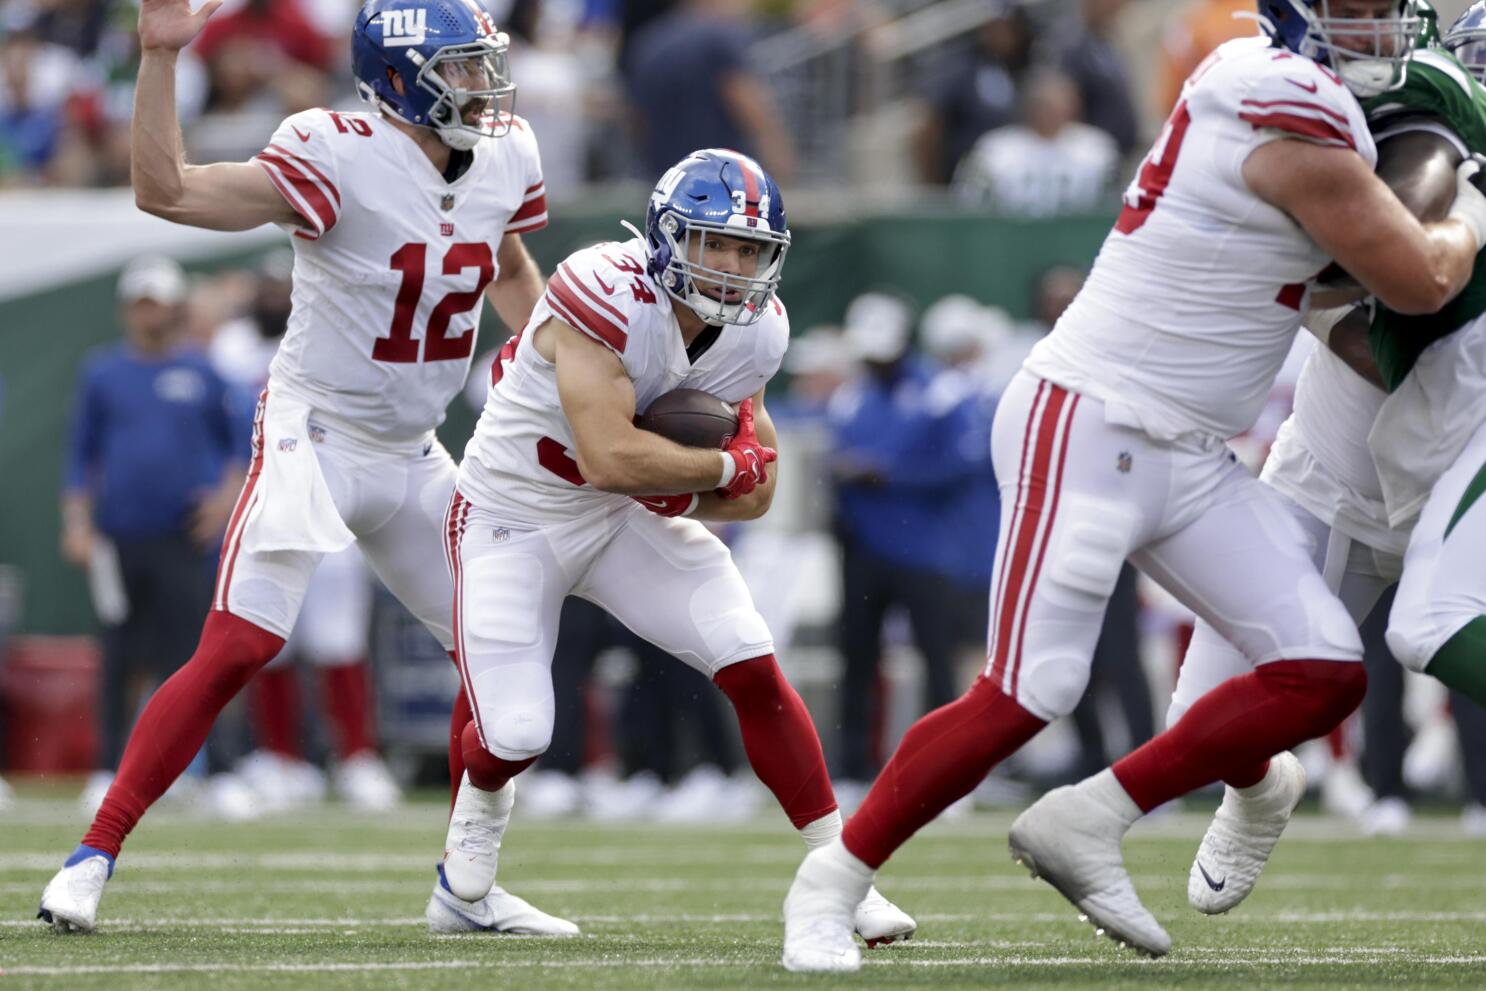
60,256 -> 247,805
828,293 -> 985,788
624,0 -> 796,181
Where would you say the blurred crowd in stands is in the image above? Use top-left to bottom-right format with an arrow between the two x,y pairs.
1,0 -> 1261,208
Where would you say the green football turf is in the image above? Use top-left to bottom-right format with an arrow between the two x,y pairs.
2,789 -> 1484,990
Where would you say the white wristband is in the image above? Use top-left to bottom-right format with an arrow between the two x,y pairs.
717,452 -> 736,488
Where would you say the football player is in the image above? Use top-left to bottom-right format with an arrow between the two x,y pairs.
1169,0 -> 1486,915
39,0 -> 573,937
1164,0 -> 1486,916
441,148 -> 914,947
783,0 -> 1486,970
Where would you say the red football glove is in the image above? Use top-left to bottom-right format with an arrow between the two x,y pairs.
632,493 -> 699,517
717,398 -> 777,500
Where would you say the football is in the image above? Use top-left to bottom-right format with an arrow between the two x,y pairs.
635,388 -> 739,449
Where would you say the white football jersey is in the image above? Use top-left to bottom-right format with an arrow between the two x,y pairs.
457,237 -> 790,525
1025,35 -> 1375,441
251,108 -> 546,443
1266,345 -> 1402,555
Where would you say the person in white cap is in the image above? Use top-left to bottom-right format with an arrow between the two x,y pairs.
827,291 -> 983,805
60,255 -> 248,822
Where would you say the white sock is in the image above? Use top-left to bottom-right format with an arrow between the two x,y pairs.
799,809 -> 843,850
1081,769 -> 1144,829
1233,756 -> 1285,804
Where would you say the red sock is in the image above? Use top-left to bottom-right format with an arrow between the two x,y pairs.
459,720 -> 536,791
320,661 -> 376,758
843,676 -> 1046,868
250,666 -> 301,758
713,654 -> 837,829
447,654 -> 470,814
83,612 -> 284,858
1113,658 -> 1365,812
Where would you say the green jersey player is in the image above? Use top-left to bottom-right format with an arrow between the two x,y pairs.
1339,5 -> 1486,712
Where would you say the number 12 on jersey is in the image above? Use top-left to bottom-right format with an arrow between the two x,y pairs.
372,241 -> 495,363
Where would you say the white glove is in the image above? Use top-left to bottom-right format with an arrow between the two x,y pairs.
1448,158 -> 1486,252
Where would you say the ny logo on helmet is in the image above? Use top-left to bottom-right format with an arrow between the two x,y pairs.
381,8 -> 428,47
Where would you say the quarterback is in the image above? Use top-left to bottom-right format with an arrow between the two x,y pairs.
783,0 -> 1486,971
440,148 -> 913,946
39,0 -> 571,937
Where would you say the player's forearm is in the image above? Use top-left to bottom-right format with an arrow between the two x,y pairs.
1410,220 -> 1480,314
488,253 -> 545,333
131,49 -> 190,217
576,427 -> 727,496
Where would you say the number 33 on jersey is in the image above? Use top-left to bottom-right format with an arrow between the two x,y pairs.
250,107 -> 546,441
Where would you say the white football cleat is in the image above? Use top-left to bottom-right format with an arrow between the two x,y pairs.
781,840 -> 869,973
425,865 -> 579,935
332,752 -> 402,811
38,845 -> 114,933
1009,778 -> 1170,957
442,773 -> 516,903
1189,750 -> 1306,915
854,885 -> 916,946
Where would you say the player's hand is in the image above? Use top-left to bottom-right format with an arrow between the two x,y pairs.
631,493 -> 699,517
138,0 -> 224,53
717,398 -> 776,500
61,524 -> 95,569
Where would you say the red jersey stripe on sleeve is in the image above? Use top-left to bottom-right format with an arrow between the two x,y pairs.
253,154 -> 333,237
504,214 -> 548,234
547,268 -> 628,353
1239,97 -> 1349,126
558,262 -> 629,326
506,192 -> 548,227
1238,110 -> 1355,150
266,144 -> 341,209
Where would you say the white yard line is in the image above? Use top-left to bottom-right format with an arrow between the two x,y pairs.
5,910 -> 1486,931
6,952 -> 1486,976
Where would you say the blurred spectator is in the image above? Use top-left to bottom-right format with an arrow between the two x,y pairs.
952,67 -> 1117,216
918,296 -> 1001,664
19,0 -> 112,57
1044,0 -> 1139,157
503,0 -> 594,201
187,0 -> 335,161
827,292 -> 980,789
0,15 -> 88,185
914,0 -> 1034,185
1155,0 -> 1256,114
625,0 -> 796,181
61,257 -> 247,812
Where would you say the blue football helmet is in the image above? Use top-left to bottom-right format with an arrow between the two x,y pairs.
352,0 -> 515,150
638,149 -> 791,327
1446,1 -> 1486,83
1258,0 -> 1421,96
